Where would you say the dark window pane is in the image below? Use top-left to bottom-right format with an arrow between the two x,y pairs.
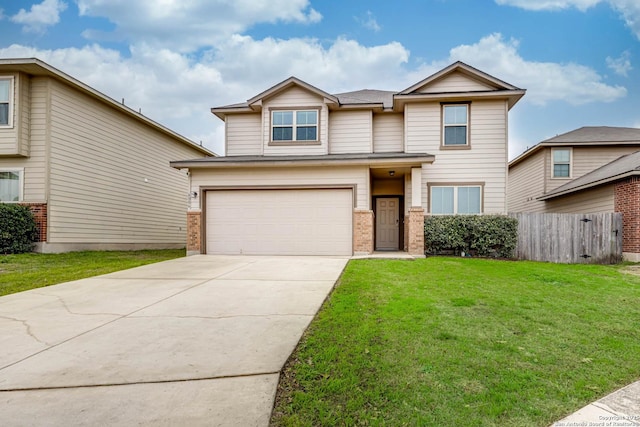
0,104 -> 8,126
296,126 -> 317,141
554,164 -> 570,177
444,126 -> 467,145
273,127 -> 293,141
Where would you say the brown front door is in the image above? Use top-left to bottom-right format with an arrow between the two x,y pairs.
376,197 -> 399,250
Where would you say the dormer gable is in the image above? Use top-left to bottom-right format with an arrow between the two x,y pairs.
247,76 -> 338,108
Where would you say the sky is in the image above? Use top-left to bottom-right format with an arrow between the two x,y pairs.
0,0 -> 638,159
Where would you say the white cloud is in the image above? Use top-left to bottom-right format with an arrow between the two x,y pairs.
606,51 -> 632,76
77,0 -> 322,52
356,11 -> 381,32
11,0 -> 67,33
496,0 -> 640,39
428,33 -> 627,106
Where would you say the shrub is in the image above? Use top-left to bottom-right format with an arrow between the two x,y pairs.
424,215 -> 518,258
0,204 -> 38,254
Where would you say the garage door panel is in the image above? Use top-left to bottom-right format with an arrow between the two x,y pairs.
205,189 -> 352,256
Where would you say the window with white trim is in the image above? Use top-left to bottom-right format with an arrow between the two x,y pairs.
272,110 -> 318,142
0,169 -> 23,202
552,148 -> 571,178
443,104 -> 468,146
430,185 -> 481,214
0,77 -> 13,127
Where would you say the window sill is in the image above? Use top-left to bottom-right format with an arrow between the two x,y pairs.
268,141 -> 322,146
440,144 -> 471,150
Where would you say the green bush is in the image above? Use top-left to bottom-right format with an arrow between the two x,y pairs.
0,204 -> 38,254
424,215 -> 518,258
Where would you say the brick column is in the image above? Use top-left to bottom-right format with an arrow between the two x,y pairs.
407,207 -> 425,257
20,203 -> 47,242
615,176 -> 640,260
186,210 -> 201,255
353,209 -> 374,255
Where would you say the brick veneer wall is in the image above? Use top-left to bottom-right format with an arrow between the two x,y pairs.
615,176 -> 640,254
187,211 -> 201,253
353,209 -> 374,254
20,203 -> 47,242
407,207 -> 425,256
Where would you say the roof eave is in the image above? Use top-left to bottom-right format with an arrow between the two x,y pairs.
171,155 -> 435,169
537,170 -> 640,200
393,90 -> 525,111
510,140 -> 640,168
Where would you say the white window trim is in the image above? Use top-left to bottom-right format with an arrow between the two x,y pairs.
429,184 -> 483,215
0,168 -> 24,203
0,76 -> 14,129
551,147 -> 572,179
442,104 -> 469,147
270,109 -> 319,143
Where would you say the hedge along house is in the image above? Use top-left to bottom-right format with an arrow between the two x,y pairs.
171,62 -> 525,256
0,58 -> 214,253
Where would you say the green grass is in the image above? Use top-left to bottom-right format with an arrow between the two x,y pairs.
0,249 -> 185,296
271,258 -> 640,427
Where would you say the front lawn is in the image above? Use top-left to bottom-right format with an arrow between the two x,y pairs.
272,258 -> 640,426
0,249 -> 185,296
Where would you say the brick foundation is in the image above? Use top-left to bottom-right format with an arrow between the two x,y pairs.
20,203 -> 47,242
615,176 -> 640,255
186,210 -> 201,254
407,207 -> 425,256
353,209 -> 374,254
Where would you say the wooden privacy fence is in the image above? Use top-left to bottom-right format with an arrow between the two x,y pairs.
509,212 -> 623,264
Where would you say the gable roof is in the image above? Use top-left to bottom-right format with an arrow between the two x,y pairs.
510,126 -> 640,168
538,150 -> 640,200
211,61 -> 525,120
399,61 -> 521,94
0,58 -> 214,156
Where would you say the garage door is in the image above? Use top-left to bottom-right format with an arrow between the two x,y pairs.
205,189 -> 353,255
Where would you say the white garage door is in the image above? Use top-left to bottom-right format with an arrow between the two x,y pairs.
205,189 -> 353,255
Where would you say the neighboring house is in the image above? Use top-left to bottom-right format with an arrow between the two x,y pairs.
508,126 -> 640,261
0,58 -> 213,253
171,61 -> 525,256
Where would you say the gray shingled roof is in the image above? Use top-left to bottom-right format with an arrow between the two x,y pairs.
334,90 -> 396,109
540,150 -> 640,200
543,126 -> 640,143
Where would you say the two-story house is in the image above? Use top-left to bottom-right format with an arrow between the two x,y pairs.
0,58 -> 213,253
508,126 -> 640,261
171,62 -> 525,256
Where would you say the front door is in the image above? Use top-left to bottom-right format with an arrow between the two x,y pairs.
375,198 -> 399,250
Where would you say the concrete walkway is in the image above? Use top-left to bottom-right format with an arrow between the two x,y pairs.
0,255 -> 349,426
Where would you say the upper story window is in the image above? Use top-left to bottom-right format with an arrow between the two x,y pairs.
430,185 -> 482,215
552,148 -> 571,178
272,110 -> 318,142
0,169 -> 22,202
0,77 -> 13,127
443,104 -> 469,147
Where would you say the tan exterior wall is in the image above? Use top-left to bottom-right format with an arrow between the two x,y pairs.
328,110 -> 372,154
405,100 -> 508,213
545,185 -> 615,213
507,150 -> 546,212
189,166 -> 370,210
261,86 -> 329,156
0,76 -> 49,202
417,71 -> 493,93
225,113 -> 261,156
46,78 -> 203,245
373,113 -> 403,153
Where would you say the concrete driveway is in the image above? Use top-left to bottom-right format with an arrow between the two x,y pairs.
0,255 -> 349,426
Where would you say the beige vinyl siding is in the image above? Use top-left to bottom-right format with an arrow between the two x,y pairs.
261,86 -> 328,156
507,150 -> 546,212
417,71 -> 494,93
545,185 -> 615,213
406,101 -> 508,213
225,113 -> 261,156
0,76 -> 48,201
328,110 -> 371,154
373,113 -> 403,153
189,165 -> 370,210
46,79 -> 203,244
